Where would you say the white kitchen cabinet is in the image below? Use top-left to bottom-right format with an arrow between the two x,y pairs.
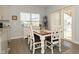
0,16 -> 9,21
0,29 -> 8,54
0,32 -> 2,53
0,6 -> 9,21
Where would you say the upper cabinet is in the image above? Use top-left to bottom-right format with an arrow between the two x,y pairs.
0,6 -> 9,21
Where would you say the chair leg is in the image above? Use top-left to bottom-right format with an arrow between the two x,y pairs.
33,44 -> 35,54
51,44 -> 54,54
28,37 -> 30,44
30,40 -> 32,50
45,41 -> 47,49
59,43 -> 61,53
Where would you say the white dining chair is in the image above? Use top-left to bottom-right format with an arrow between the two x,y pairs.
27,25 -> 31,45
29,25 -> 41,54
45,31 -> 61,54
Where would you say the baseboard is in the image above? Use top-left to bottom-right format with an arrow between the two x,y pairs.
10,36 -> 24,40
71,40 -> 79,45
64,39 -> 79,45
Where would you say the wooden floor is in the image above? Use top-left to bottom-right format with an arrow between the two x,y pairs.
63,42 -> 79,54
9,39 -> 30,54
8,38 -> 79,54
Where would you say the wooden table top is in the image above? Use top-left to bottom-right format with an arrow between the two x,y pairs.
34,30 -> 51,35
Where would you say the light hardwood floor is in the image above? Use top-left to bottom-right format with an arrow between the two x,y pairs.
8,38 -> 79,54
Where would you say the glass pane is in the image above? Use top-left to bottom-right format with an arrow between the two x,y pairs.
25,13 -> 30,21
64,13 -> 72,40
32,14 -> 40,21
20,13 -> 30,22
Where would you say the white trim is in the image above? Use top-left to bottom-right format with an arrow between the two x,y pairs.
10,36 -> 24,40
64,39 -> 79,45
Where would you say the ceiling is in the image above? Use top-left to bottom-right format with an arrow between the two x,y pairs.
30,5 -> 52,8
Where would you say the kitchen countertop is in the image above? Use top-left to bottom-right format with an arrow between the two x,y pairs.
0,26 -> 11,31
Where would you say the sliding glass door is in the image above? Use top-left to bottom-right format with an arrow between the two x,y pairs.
63,7 -> 72,40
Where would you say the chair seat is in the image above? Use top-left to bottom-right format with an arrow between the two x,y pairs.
45,36 -> 59,42
34,34 -> 41,42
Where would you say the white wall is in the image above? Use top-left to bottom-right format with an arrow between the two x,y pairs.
0,5 -> 46,39
46,5 -> 66,14
73,6 -> 79,44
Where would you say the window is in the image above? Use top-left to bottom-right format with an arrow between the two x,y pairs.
20,13 -> 30,27
20,12 -> 40,27
31,14 -> 40,26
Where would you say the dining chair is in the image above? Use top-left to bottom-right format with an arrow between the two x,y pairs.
29,25 -> 41,54
45,31 -> 61,54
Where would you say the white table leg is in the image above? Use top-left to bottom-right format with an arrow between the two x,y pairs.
59,39 -> 61,53
27,35 -> 30,44
40,36 -> 45,54
30,39 -> 32,50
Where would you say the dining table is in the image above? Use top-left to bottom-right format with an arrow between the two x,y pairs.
34,29 -> 62,54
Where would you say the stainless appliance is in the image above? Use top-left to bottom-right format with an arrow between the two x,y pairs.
0,23 -> 3,28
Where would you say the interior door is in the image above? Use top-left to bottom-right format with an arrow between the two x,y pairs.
49,11 -> 61,31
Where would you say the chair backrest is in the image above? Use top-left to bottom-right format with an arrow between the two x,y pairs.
29,25 -> 35,42
51,31 -> 60,42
